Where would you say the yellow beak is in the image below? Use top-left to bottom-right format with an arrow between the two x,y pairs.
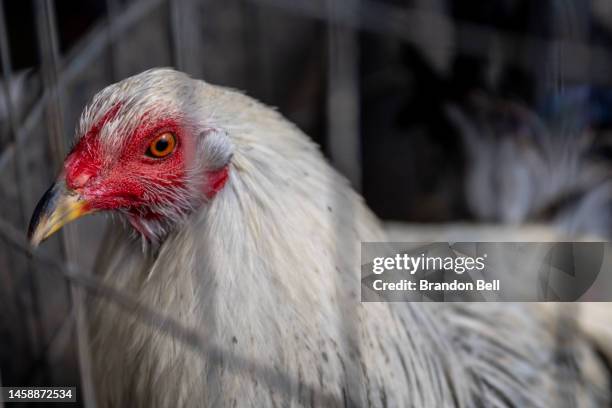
27,181 -> 93,247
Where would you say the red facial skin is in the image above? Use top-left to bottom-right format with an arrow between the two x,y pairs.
63,105 -> 228,227
206,166 -> 229,198
64,103 -> 121,193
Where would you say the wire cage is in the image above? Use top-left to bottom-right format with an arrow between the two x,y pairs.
0,1 -> 367,405
1,0 -> 612,406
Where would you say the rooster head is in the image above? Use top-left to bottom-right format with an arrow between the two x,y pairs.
28,68 -> 233,245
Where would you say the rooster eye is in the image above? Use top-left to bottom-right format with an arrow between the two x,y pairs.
146,132 -> 176,158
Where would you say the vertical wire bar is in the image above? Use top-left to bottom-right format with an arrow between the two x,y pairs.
0,0 -> 45,368
105,0 -> 121,81
34,1 -> 97,406
169,0 -> 185,71
326,0 -> 361,190
35,0 -> 66,166
326,0 -> 364,403
241,0 -> 261,93
0,2 -> 17,148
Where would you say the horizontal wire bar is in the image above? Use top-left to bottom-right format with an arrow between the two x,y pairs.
0,215 -> 344,406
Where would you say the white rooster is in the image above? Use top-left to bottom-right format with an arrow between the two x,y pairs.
28,68 -> 612,407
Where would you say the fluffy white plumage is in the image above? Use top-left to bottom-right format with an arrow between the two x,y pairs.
84,69 -> 612,407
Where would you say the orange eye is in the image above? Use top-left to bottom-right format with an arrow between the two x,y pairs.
146,132 -> 176,158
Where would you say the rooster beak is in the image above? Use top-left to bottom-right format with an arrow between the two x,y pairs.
27,180 -> 92,247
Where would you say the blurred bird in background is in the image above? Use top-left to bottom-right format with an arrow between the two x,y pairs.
27,68 -> 612,407
447,92 -> 612,238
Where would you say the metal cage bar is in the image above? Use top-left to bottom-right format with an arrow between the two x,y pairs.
104,0 -> 122,81
34,1 -> 98,405
0,0 -> 46,383
326,0 -> 365,402
169,0 -> 185,72
326,0 -> 361,189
